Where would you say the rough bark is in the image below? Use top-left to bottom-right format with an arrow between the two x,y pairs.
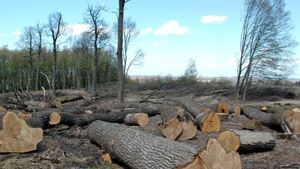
232,129 -> 276,153
0,112 -> 43,153
242,106 -> 283,130
88,120 -> 198,169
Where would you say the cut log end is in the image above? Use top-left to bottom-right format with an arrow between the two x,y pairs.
199,138 -> 242,169
0,112 -> 43,153
218,101 -> 229,114
49,112 -> 61,125
177,121 -> 197,141
161,117 -> 183,140
217,131 -> 240,152
124,113 -> 149,127
197,111 -> 221,133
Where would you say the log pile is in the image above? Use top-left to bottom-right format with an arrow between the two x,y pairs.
1,90 -> 299,168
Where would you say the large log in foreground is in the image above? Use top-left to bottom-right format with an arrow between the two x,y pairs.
0,112 -> 43,153
88,120 -> 198,169
88,121 -> 242,169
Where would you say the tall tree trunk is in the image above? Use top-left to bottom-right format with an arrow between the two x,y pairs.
117,0 -> 125,103
52,45 -> 57,96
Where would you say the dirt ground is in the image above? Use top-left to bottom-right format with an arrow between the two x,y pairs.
0,89 -> 300,169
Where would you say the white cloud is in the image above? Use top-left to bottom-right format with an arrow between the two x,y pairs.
12,31 -> 21,37
140,27 -> 153,36
67,23 -> 90,36
0,33 -> 6,37
200,15 -> 228,24
154,20 -> 189,36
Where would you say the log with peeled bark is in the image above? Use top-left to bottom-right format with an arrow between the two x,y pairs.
0,112 -> 43,153
88,120 -> 242,169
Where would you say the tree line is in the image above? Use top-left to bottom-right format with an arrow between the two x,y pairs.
0,1 -> 141,101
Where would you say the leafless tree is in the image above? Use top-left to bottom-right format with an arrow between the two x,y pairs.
19,26 -> 35,92
121,18 -> 144,80
117,0 -> 130,103
34,22 -> 45,91
85,5 -> 107,94
235,0 -> 297,101
48,12 -> 66,96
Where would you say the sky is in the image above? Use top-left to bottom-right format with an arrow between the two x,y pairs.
0,0 -> 299,78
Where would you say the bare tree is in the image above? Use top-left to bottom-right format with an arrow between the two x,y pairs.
117,0 -> 130,103
34,22 -> 45,91
48,12 -> 66,95
85,5 -> 107,94
235,0 -> 297,101
124,49 -> 144,79
121,18 -> 144,80
19,26 -> 35,92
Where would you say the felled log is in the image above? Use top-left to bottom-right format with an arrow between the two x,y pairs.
88,121 -> 242,169
217,131 -> 240,152
159,104 -> 196,140
26,105 -> 159,129
242,107 -> 283,130
124,113 -> 149,127
158,104 -> 182,140
0,112 -> 43,153
195,111 -> 221,133
231,130 -> 275,153
59,95 -> 84,104
217,130 -> 275,153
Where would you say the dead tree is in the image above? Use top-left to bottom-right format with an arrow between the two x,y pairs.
48,12 -> 66,96
34,23 -> 45,91
85,5 -> 107,94
18,26 -> 35,92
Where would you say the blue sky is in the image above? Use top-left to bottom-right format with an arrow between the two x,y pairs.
0,0 -> 299,77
